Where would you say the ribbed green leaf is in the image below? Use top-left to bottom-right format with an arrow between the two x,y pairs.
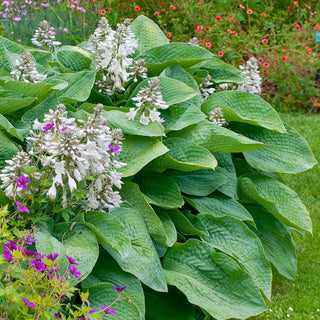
0,130 -> 19,170
145,286 -> 195,320
81,249 -> 145,320
131,15 -> 168,54
126,77 -> 197,108
199,214 -> 272,299
214,153 -> 238,199
134,171 -> 184,209
161,105 -> 206,131
28,49 -> 52,66
154,208 -> 177,247
0,114 -> 27,141
185,192 -> 253,221
164,208 -> 208,237
74,211 -> 131,259
238,173 -> 312,233
147,138 -> 217,172
110,206 -> 167,292
143,43 -> 213,75
119,136 -> 168,177
35,224 -> 99,282
169,120 -> 264,152
56,46 -> 92,71
46,70 -> 95,103
162,239 -> 266,320
202,91 -> 286,132
246,205 -> 297,279
120,182 -> 173,246
105,110 -> 165,137
231,123 -> 317,174
160,64 -> 202,107
207,68 -> 245,84
166,168 -> 227,197
0,94 -> 36,114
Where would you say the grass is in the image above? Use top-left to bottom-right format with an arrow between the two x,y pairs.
249,112 -> 320,320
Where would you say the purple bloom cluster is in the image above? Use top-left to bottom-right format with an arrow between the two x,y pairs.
42,123 -> 54,131
100,305 -> 116,315
108,144 -> 120,154
113,286 -> 127,292
21,297 -> 35,309
68,266 -> 81,278
16,201 -> 30,213
31,260 -> 47,272
65,255 -> 79,265
16,176 -> 30,188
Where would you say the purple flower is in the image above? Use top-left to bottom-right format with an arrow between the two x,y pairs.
36,253 -> 45,259
76,6 -> 86,12
16,201 -> 30,213
54,313 -> 62,319
13,16 -> 21,21
40,3 -> 50,8
61,125 -> 68,131
88,309 -> 96,314
42,123 -> 54,131
21,297 -> 35,309
3,240 -> 17,251
68,266 -> 81,278
2,250 -> 13,261
65,255 -> 79,265
100,305 -> 116,315
31,260 -> 46,272
113,286 -> 127,292
26,236 -> 36,245
63,28 -> 69,34
46,253 -> 59,260
108,144 -> 120,154
22,249 -> 36,256
16,176 -> 30,188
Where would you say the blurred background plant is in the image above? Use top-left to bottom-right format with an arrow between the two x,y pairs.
3,0 -> 317,111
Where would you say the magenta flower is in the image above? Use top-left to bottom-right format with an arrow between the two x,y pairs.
22,249 -> 36,256
16,201 -> 30,213
40,3 -> 50,7
46,253 -> 59,260
13,16 -> 21,21
65,255 -> 79,265
2,250 -> 13,261
26,235 -> 36,245
42,123 -> 54,131
21,297 -> 35,309
76,6 -> 86,12
113,286 -> 127,292
61,125 -> 68,131
31,260 -> 46,272
68,266 -> 81,278
16,176 -> 30,188
54,314 -> 62,319
3,240 -> 17,251
108,144 -> 120,154
100,305 -> 116,315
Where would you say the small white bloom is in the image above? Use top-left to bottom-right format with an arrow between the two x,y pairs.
47,183 -> 57,200
32,20 -> 61,48
209,107 -> 227,127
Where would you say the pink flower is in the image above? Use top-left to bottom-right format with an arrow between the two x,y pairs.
135,6 -> 141,11
169,5 -> 176,10
261,12 -> 266,16
154,11 -> 160,16
218,51 -> 224,56
261,38 -> 268,44
76,6 -> 86,12
282,56 -> 288,61
295,23 -> 301,30
205,42 -> 212,48
293,1 -> 299,7
263,62 -> 270,67
13,17 -> 21,21
239,4 -> 245,9
247,9 -> 253,14
167,32 -> 172,38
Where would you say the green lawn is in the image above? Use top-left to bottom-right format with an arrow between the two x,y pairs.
250,112 -> 320,320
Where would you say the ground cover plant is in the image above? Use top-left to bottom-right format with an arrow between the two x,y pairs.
0,14 -> 318,320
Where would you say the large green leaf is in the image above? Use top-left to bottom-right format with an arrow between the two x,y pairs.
214,153 -> 238,199
246,205 -> 297,279
82,249 -> 145,320
231,123 -> 317,174
0,93 -> 36,114
169,120 -> 264,152
74,211 -> 131,259
126,77 -> 197,108
160,65 -> 202,108
22,95 -> 59,126
131,15 -> 168,54
56,46 -> 92,72
45,70 -> 95,103
35,224 -> 99,282
164,208 -> 208,237
161,105 -> 206,131
162,239 -> 266,320
237,173 -> 312,233
143,43 -> 213,75
109,206 -> 167,292
0,114 -> 28,141
0,130 -> 19,170
185,192 -> 253,221
119,136 -> 168,177
166,168 -> 227,197
147,138 -> 217,172
120,182 -> 173,246
202,91 -> 286,132
153,208 -> 177,247
145,286 -> 195,320
0,80 -> 52,103
105,110 -> 165,137
199,214 -> 272,299
28,49 -> 52,66
206,68 -> 245,84
134,171 -> 184,209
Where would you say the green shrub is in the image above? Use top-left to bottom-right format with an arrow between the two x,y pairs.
0,15 -> 317,319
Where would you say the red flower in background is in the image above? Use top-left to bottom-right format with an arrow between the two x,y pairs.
282,56 -> 288,61
169,5 -> 176,10
315,25 -> 320,30
247,9 -> 253,14
261,38 -> 268,43
263,69 -> 268,74
167,32 -> 172,38
205,27 -> 211,31
263,62 -> 270,67
218,51 -> 224,56
261,12 -> 266,16
293,1 -> 299,7
100,9 -> 106,14
135,6 -> 141,11
206,42 -> 212,48
215,16 -> 222,21
295,23 -> 301,30
154,11 -> 160,16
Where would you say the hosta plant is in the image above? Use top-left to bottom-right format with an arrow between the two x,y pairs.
0,15 -> 317,320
